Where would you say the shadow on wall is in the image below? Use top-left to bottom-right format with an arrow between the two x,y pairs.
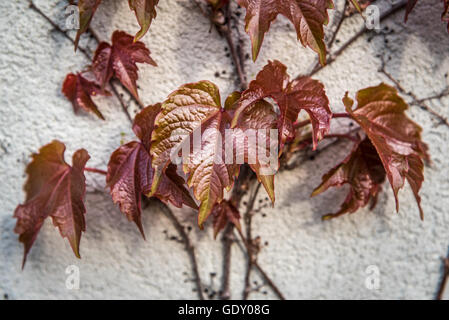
0,187 -> 205,276
369,1 -> 449,91
280,137 -> 390,229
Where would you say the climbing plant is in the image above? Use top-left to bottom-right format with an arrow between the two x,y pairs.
16,0 -> 449,299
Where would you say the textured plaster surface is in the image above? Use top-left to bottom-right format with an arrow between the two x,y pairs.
1,0 -> 449,299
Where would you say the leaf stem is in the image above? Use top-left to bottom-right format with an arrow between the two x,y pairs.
216,3 -> 248,90
152,199 -> 205,300
333,112 -> 351,118
84,167 -> 107,175
219,223 -> 234,300
327,1 -> 348,51
243,183 -> 261,300
29,0 -> 135,124
294,112 -> 351,129
293,119 -> 312,129
109,80 -> 134,124
236,228 -> 286,300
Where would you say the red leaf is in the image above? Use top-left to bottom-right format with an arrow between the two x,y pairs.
237,0 -> 333,64
232,95 -> 279,203
212,201 -> 241,239
74,0 -> 102,51
312,137 -> 386,220
62,73 -> 110,120
92,31 -> 157,100
150,80 -> 291,225
128,0 -> 160,42
150,81 -> 240,227
344,83 -> 429,219
107,105 -> 197,237
232,60 -> 331,150
14,141 -> 90,267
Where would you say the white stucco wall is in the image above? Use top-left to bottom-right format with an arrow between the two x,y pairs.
1,0 -> 449,299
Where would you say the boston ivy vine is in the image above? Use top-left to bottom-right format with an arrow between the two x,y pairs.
15,0 -> 448,299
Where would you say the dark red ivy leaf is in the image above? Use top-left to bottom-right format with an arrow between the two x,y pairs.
237,0 -> 333,64
92,30 -> 157,101
62,73 -> 110,120
344,83 -> 429,219
232,60 -> 331,151
212,200 -> 241,239
312,137 -> 386,220
107,104 -> 197,238
14,140 -> 90,267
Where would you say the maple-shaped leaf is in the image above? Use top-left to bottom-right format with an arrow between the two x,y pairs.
74,0 -> 102,51
343,83 -> 429,219
312,137 -> 386,220
237,0 -> 333,64
107,104 -> 197,237
128,0 -> 159,42
62,73 -> 110,120
14,141 -> 90,267
150,81 -> 240,227
232,60 -> 331,151
212,200 -> 241,238
92,31 -> 157,101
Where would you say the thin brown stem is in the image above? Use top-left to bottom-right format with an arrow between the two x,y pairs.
243,183 -> 262,300
218,165 -> 253,299
84,167 -> 107,175
79,171 -> 205,299
379,63 -> 449,128
333,112 -> 351,118
109,80 -> 134,124
282,127 -> 362,171
191,1 -> 284,300
86,26 -> 147,111
293,119 -> 312,130
253,260 -> 286,300
218,4 -> 247,90
294,112 -> 351,129
236,228 -> 286,300
219,223 -> 234,300
152,199 -> 205,300
417,89 -> 449,103
436,251 -> 449,300
328,1 -> 348,51
28,1 -> 91,59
